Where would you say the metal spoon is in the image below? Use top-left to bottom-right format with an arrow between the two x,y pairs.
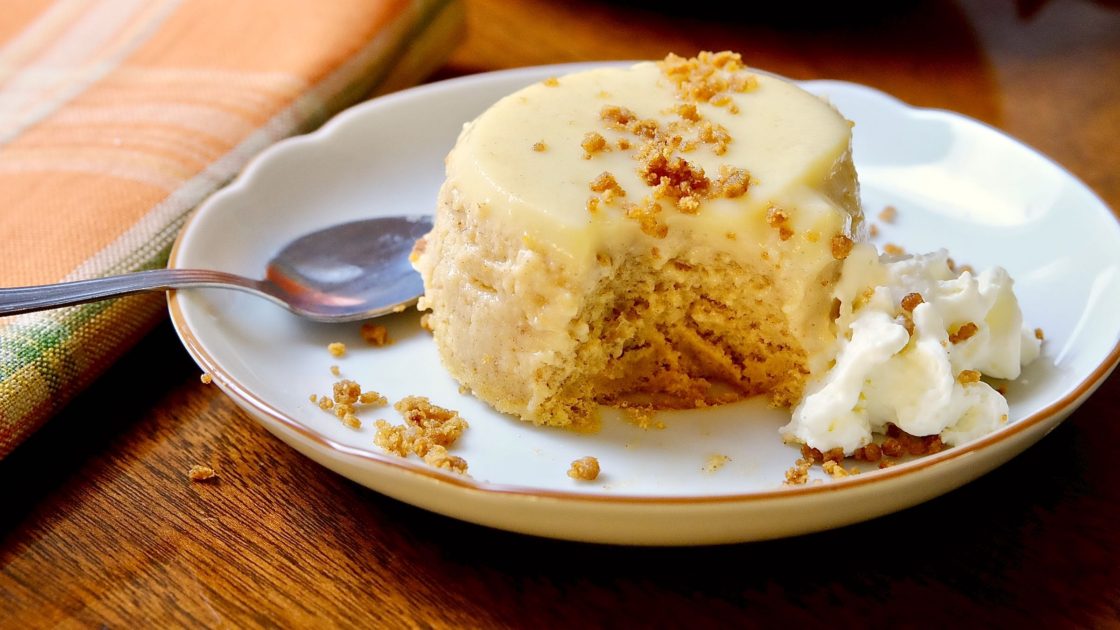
0,215 -> 433,323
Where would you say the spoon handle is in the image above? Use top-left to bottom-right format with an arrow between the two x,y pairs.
0,269 -> 270,317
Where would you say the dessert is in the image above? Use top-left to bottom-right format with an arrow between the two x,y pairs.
412,51 -> 1039,456
414,52 -> 861,429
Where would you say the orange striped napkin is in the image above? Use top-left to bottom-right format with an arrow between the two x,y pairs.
0,0 -> 463,458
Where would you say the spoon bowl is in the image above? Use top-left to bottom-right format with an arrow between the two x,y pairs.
0,215 -> 434,322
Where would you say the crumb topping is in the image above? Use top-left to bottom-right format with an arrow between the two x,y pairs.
532,141 -> 547,152
199,373 -> 212,385
831,234 -> 854,260
766,205 -> 794,241
327,342 -> 346,357
948,322 -> 978,344
581,53 -> 765,234
883,243 -> 906,256
957,369 -> 982,384
878,205 -> 897,223
582,131 -> 609,158
590,171 -> 626,198
658,51 -> 757,106
1035,327 -> 1045,341
624,197 -> 669,238
715,165 -> 750,197
567,456 -> 600,481
543,76 -> 559,87
900,292 -> 924,313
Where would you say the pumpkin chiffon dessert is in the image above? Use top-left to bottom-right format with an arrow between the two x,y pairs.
412,52 -> 862,431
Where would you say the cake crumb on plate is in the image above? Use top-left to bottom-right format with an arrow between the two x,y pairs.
567,456 -> 600,481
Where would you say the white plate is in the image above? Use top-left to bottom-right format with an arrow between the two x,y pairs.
168,63 -> 1120,545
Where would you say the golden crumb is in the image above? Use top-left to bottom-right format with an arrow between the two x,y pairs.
600,104 -> 638,129
822,460 -> 851,479
678,195 -> 701,213
392,396 -> 469,457
581,131 -> 609,157
883,243 -> 906,256
675,103 -> 700,121
881,437 -> 903,458
373,419 -> 409,457
333,379 -> 362,404
638,139 -> 711,203
587,196 -> 601,213
703,454 -> 730,473
318,397 -> 334,411
199,373 -> 212,385
879,459 -> 896,469
327,342 -> 346,357
188,465 -> 217,482
831,234 -> 853,260
625,197 -> 669,238
949,322 -> 979,344
330,365 -> 341,377
567,456 -> 600,481
359,391 -> 388,406
765,207 -> 793,240
784,458 -> 812,485
617,138 -> 631,150
589,171 -> 626,198
341,414 -> 361,429
309,394 -> 318,403
532,141 -> 547,152
878,205 -> 897,223
958,369 -> 982,384
901,292 -> 924,313
423,445 -> 469,474
543,76 -> 559,87
853,443 -> 882,462
869,223 -> 880,237
658,51 -> 755,105
715,165 -> 750,198
1035,327 -> 1045,341
334,402 -> 356,419
360,323 -> 391,347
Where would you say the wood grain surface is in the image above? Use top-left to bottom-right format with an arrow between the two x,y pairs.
3,1 -> 1120,627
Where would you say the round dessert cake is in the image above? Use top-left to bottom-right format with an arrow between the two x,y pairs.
412,52 -> 863,430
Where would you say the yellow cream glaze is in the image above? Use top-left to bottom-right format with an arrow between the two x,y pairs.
446,61 -> 858,268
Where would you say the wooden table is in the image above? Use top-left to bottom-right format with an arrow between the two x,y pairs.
3,1 -> 1119,626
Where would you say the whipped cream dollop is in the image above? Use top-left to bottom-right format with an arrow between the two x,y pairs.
781,244 -> 1041,454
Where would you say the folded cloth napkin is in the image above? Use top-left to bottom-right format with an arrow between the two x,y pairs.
0,0 -> 463,458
